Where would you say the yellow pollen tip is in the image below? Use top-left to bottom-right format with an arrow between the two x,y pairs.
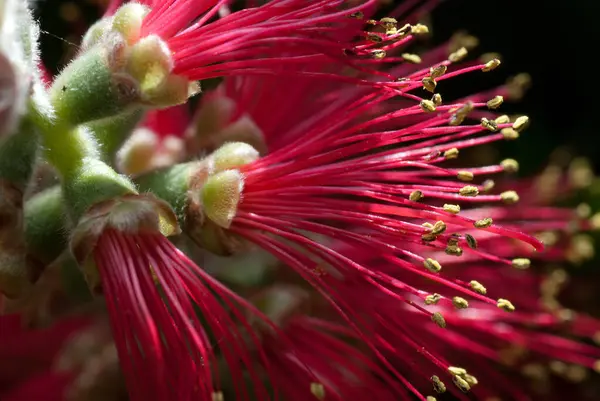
474,217 -> 493,228
512,258 -> 531,270
424,258 -> 442,273
497,298 -> 516,312
459,186 -> 479,197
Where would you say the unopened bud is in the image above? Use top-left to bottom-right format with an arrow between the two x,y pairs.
210,142 -> 259,173
112,2 -> 150,44
201,169 -> 244,228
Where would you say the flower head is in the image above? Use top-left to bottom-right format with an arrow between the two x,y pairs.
72,194 -> 274,401
79,0 -> 402,108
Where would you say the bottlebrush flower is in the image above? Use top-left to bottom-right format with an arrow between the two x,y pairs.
71,194 -> 278,401
185,25 -> 531,159
313,162 -> 600,400
152,43 -> 544,399
65,0 -> 399,113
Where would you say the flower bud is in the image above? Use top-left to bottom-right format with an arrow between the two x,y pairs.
210,142 -> 260,173
201,169 -> 244,228
111,2 -> 150,45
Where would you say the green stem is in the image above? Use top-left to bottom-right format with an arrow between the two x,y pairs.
29,98 -> 138,223
89,108 -> 145,161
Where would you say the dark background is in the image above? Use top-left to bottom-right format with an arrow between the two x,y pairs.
35,0 -> 600,173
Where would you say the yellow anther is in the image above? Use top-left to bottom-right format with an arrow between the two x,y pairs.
501,158 -> 519,173
448,366 -> 467,376
465,234 -> 478,249
457,170 -> 474,181
452,296 -> 469,309
497,298 -> 515,312
501,127 -> 519,140
463,374 -> 478,386
448,47 -> 468,63
459,186 -> 479,197
501,190 -> 519,204
487,95 -> 504,109
409,190 -> 423,201
402,53 -> 422,63
424,258 -> 442,273
474,217 -> 493,228
511,258 -> 531,270
420,99 -> 436,112
482,58 -> 501,72
422,233 -> 438,242
495,114 -> 510,124
430,65 -> 447,79
443,204 -> 461,214
445,245 -> 463,256
481,118 -> 499,131
444,147 -> 459,159
411,24 -> 429,35
512,116 -> 529,131
453,375 -> 471,392
425,293 -> 442,305
431,375 -> 447,393
432,221 -> 447,235
432,312 -> 447,328
469,280 -> 487,294
422,77 -> 437,92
